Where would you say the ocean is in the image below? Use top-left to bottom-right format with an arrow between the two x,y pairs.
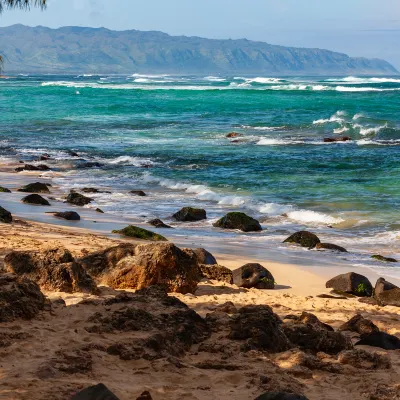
1,73 -> 400,278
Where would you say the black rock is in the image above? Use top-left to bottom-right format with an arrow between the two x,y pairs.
18,182 -> 50,193
173,207 -> 207,222
338,314 -> 379,335
232,263 -> 275,289
147,218 -> 172,228
71,383 -> 120,400
355,332 -> 400,350
21,194 -> 50,206
325,272 -> 373,297
0,186 -> 11,193
0,206 -> 12,223
15,164 -> 50,172
67,150 -> 79,157
371,254 -> 397,263
66,192 -> 93,206
81,187 -> 111,194
53,211 -> 81,221
96,208 -> 105,213
76,162 -> 104,169
315,243 -> 347,252
213,212 -> 262,232
130,190 -> 146,196
283,231 -> 320,249
255,393 -> 309,400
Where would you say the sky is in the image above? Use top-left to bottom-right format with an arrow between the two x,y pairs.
1,0 -> 400,68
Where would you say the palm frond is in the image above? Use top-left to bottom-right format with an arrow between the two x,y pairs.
0,0 -> 47,13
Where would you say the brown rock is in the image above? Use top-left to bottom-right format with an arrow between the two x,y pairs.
283,231 -> 320,249
378,288 -> 400,307
315,243 -> 347,252
338,349 -> 391,369
325,272 -> 373,297
72,384 -> 120,400
226,132 -> 242,138
374,277 -> 398,297
338,314 -> 379,335
323,136 -> 351,143
199,264 -> 233,283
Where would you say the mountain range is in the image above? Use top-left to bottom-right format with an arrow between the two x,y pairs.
0,24 -> 397,75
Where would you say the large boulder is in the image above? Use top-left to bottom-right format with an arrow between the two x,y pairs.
355,332 -> 400,350
229,305 -> 291,352
112,225 -> 167,241
283,231 -> 320,249
173,207 -> 207,222
378,288 -> 400,307
0,273 -> 46,322
315,243 -> 347,252
53,211 -> 81,221
71,384 -> 120,400
199,264 -> 233,284
147,218 -> 172,229
191,248 -> 217,265
66,191 -> 93,206
338,314 -> 379,335
104,242 -> 201,294
18,182 -> 50,193
21,194 -> 50,206
78,243 -> 137,279
325,272 -> 373,297
255,394 -> 309,400
232,263 -> 275,289
4,247 -> 97,294
213,212 -> 262,232
0,206 -> 12,223
374,277 -> 398,297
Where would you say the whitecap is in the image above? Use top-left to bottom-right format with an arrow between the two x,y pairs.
287,210 -> 344,225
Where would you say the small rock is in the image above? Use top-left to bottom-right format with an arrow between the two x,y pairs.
316,294 -> 348,300
323,136 -> 351,143
96,208 -> 105,213
130,190 -> 146,196
112,225 -> 167,241
173,207 -> 207,222
0,206 -> 12,223
226,132 -> 242,138
283,231 -> 320,249
136,391 -> 153,400
18,182 -> 50,193
338,314 -> 379,335
21,194 -> 50,206
232,263 -> 275,289
213,212 -> 262,232
375,277 -> 398,297
315,243 -> 347,252
66,191 -> 93,206
67,150 -> 79,157
338,348 -> 391,369
76,161 -> 103,169
192,248 -> 217,265
372,254 -> 397,263
325,272 -> 373,297
147,218 -> 172,228
0,186 -> 11,193
378,288 -> 400,307
53,211 -> 81,221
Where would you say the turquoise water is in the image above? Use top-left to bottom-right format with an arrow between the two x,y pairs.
1,74 -> 400,276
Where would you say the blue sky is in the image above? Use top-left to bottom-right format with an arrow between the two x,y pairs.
1,0 -> 400,68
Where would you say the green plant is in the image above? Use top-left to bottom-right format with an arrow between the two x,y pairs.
356,283 -> 368,295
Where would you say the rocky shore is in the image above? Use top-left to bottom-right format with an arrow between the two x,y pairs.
0,163 -> 399,400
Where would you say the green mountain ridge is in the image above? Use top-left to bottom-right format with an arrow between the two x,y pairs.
0,24 -> 397,75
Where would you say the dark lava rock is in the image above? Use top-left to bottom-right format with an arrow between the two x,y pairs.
147,218 -> 172,228
53,211 -> 81,221
0,273 -> 46,322
18,182 -> 50,193
232,263 -> 275,289
323,136 -> 351,143
255,393 -> 309,400
0,186 -> 11,193
15,163 -> 50,172
81,187 -> 111,194
355,332 -> 400,350
192,248 -> 217,265
76,162 -> 104,169
325,272 -> 373,297
4,247 -> 97,294
283,321 -> 352,355
213,212 -> 262,232
173,207 -> 207,222
378,288 -> 400,307
315,243 -> 347,252
283,231 -> 320,249
130,190 -> 146,196
112,225 -> 167,241
229,305 -> 291,352
21,193 -> 50,206
66,191 -> 93,206
72,383 -> 119,400
375,277 -> 398,297
0,206 -> 12,223
199,264 -> 233,284
338,314 -> 379,335
371,254 -> 397,263
96,208 -> 105,213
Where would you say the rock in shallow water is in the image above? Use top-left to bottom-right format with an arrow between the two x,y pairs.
315,242 -> 347,252
147,218 -> 172,228
213,212 -> 262,232
283,231 -> 320,248
112,225 -> 167,241
173,206 -> 207,222
18,182 -> 50,193
371,254 -> 397,262
21,193 -> 50,206
53,211 -> 81,221
0,186 -> 11,193
66,191 -> 93,206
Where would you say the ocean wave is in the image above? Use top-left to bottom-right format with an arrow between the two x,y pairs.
256,138 -> 304,146
241,125 -> 286,131
105,156 -> 155,166
325,76 -> 400,84
287,210 -> 344,225
354,123 -> 387,136
203,76 -> 226,82
333,126 -> 350,134
313,111 -> 346,125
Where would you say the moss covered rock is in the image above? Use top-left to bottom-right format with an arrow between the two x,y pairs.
284,231 -> 320,248
112,225 -> 167,241
213,212 -> 262,232
316,243 -> 347,252
0,186 -> 11,193
371,255 -> 397,263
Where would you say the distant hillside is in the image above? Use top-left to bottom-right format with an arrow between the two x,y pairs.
0,24 -> 397,75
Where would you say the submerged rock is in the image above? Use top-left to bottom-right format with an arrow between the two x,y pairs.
147,218 -> 172,228
0,186 -> 11,193
96,208 -> 104,213
81,187 -> 111,194
371,254 -> 397,263
0,273 -> 46,322
21,193 -> 50,206
173,207 -> 207,222
18,182 -> 50,193
130,190 -> 146,196
232,263 -> 275,289
226,132 -> 242,138
53,211 -> 81,221
283,231 -> 320,248
315,243 -> 347,252
325,272 -> 373,297
213,212 -> 262,232
0,206 -> 12,223
323,136 -> 351,143
66,191 -> 93,206
112,225 -> 167,241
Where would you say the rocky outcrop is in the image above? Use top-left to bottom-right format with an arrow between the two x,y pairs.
53,211 -> 81,221
104,242 -> 201,293
66,191 -> 93,206
173,207 -> 207,222
371,254 -> 397,262
325,272 -> 373,297
355,332 -> 400,350
15,163 -> 50,172
147,218 -> 172,228
18,182 -> 50,193
0,186 -> 11,193
315,243 -> 347,252
377,288 -> 400,307
213,212 -> 262,232
112,225 -> 167,241
283,231 -> 320,248
338,349 -> 391,370
4,247 -> 97,293
232,263 -> 275,289
229,305 -> 291,352
0,206 -> 12,223
130,190 -> 146,196
21,193 -> 50,206
199,264 -> 233,284
338,314 -> 379,335
0,273 -> 46,322
72,384 -> 120,400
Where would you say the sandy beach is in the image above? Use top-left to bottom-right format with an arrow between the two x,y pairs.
0,165 -> 399,400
